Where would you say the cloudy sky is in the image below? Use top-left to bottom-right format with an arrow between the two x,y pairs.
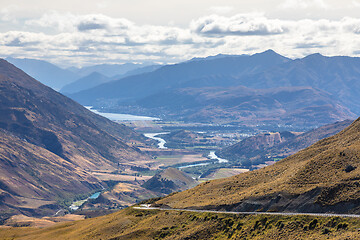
1,0 -> 360,67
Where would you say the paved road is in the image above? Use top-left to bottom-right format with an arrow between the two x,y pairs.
133,206 -> 360,218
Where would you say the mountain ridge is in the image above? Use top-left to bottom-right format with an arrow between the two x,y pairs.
70,50 -> 291,105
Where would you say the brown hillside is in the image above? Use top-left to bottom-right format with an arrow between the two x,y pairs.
0,130 -> 100,217
157,117 -> 360,213
218,120 -> 352,164
0,59 -> 151,216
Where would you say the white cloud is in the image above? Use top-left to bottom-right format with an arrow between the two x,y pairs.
191,14 -> 287,36
26,12 -> 134,33
2,12 -> 360,67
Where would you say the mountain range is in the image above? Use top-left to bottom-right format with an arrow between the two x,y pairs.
69,50 -> 290,105
66,50 -> 360,128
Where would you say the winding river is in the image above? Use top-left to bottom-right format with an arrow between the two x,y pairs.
208,151 -> 229,163
144,132 -> 169,149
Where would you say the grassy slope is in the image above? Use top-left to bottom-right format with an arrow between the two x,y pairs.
1,208 -> 359,240
157,118 -> 360,210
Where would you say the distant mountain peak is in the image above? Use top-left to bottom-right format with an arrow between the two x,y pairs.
304,53 -> 326,59
262,49 -> 277,54
254,49 -> 284,58
60,71 -> 111,94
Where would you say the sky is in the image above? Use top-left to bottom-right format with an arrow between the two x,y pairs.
1,0 -> 360,67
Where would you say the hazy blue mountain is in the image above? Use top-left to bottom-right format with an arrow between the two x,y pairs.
62,65 -> 163,95
67,51 -> 360,128
117,85 -> 355,128
111,64 -> 162,80
70,50 -> 291,105
60,72 -> 111,94
235,53 -> 360,114
5,57 -> 79,90
68,63 -> 149,78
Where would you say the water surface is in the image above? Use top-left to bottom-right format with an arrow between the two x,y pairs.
144,132 -> 169,149
86,106 -> 160,121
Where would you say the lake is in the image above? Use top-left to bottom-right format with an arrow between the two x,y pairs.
85,106 -> 160,121
69,191 -> 101,211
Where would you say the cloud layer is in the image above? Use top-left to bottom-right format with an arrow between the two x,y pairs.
1,11 -> 360,67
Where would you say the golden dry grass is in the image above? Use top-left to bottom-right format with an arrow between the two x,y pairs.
3,214 -> 85,228
90,172 -> 151,182
202,168 -> 250,181
157,118 -> 360,209
1,208 -> 360,240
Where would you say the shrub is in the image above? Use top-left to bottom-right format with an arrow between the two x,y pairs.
309,219 -> 318,230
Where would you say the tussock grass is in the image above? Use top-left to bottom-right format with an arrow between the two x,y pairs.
157,118 -> 360,209
1,208 -> 360,239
